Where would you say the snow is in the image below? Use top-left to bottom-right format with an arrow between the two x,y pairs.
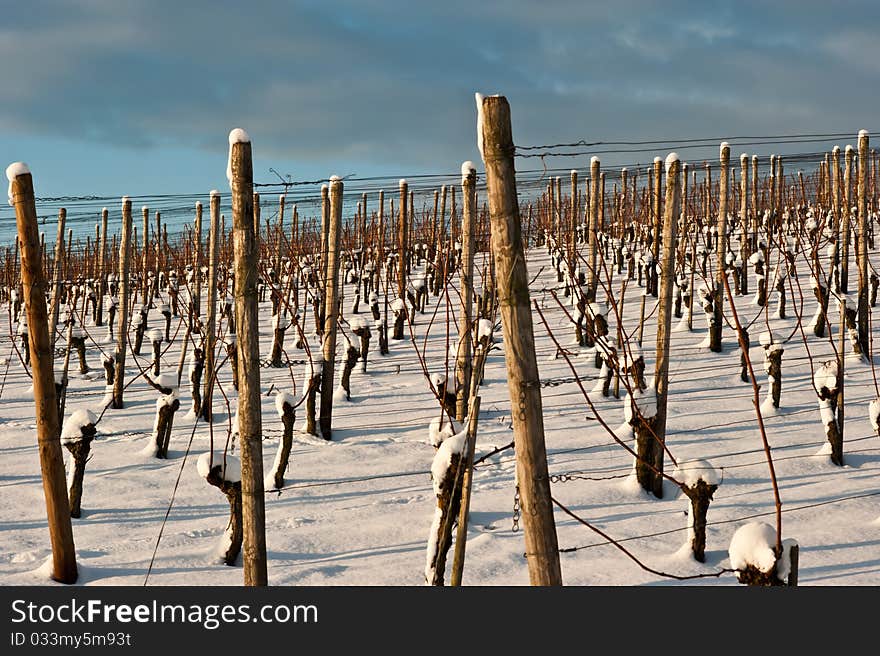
60,408 -> 97,443
430,372 -> 447,388
428,415 -> 462,448
226,128 -> 251,186
430,425 -> 468,497
664,152 -> 678,173
673,459 -> 720,488
6,162 -> 30,206
759,331 -> 780,347
591,156 -> 600,166
869,398 -> 880,431
461,161 -> 475,182
859,129 -> 869,140
275,391 -> 296,416
728,522 -> 796,583
624,385 -> 657,423
149,328 -> 163,344
390,297 -> 406,312
196,452 -> 241,484
478,319 -> 494,341
813,361 -> 838,394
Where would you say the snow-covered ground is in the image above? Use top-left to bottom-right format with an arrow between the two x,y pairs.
2,243 -> 880,586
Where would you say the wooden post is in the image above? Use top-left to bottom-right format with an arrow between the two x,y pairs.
569,169 -> 578,270
141,205 -> 150,305
229,129 -> 268,586
8,163 -> 78,583
456,163 -> 477,422
711,143 -> 730,352
857,130 -> 870,356
96,207 -> 108,326
478,94 -> 562,585
397,179 -> 408,300
450,395 -> 481,586
652,156 -> 663,297
319,184 -> 330,334
112,197 -> 132,409
47,208 -> 66,348
843,145 -> 854,294
587,157 -> 600,302
320,176 -> 343,440
832,147 -> 842,292
193,201 -> 203,323
201,190 -> 221,422
740,154 -> 749,295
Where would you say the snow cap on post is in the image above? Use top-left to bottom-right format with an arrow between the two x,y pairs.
653,156 -> 662,164
226,127 -> 251,188
720,142 -> 730,157
591,155 -> 600,166
6,162 -> 30,206
197,451 -> 242,483
859,129 -> 869,140
399,178 -> 407,188
665,152 -> 679,174
210,189 -> 220,198
475,92 -> 485,161
461,161 -> 476,183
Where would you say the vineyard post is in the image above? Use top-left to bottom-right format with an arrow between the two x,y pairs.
843,145 -> 854,294
229,130 -> 268,586
320,176 -> 343,440
478,94 -> 562,585
711,143 -> 730,353
201,190 -> 220,423
47,208 -> 66,348
142,205 -> 150,306
587,157 -> 600,302
397,179 -> 408,303
652,153 -> 682,496
193,201 -> 203,323
832,147 -> 842,289
456,162 -> 477,422
857,130 -> 870,356
740,153 -> 749,295
112,197 -> 132,409
9,164 -> 78,584
652,156 -> 663,297
96,207 -> 108,326
569,169 -> 578,270
751,156 -> 759,249
450,395 -> 482,586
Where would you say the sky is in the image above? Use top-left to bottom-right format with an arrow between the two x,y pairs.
1,0 -> 879,235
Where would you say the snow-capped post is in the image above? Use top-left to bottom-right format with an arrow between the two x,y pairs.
198,453 -> 243,567
857,130 -> 870,356
320,176 -> 343,440
192,200 -> 203,326
450,395 -> 482,586
47,208 -> 66,348
842,145 -> 854,293
144,373 -> 179,459
268,392 -> 296,490
350,317 -> 371,373
112,196 -> 132,409
394,178 -> 408,339
228,127 -> 268,586
201,190 -> 221,423
149,328 -> 163,376
729,522 -> 798,586
456,162 -> 477,422
651,156 -> 663,298
587,156 -> 600,302
710,143 -> 730,353
318,184 -> 329,335
96,207 -> 108,326
674,460 -> 719,562
478,94 -> 562,585
8,162 -> 78,583
740,153 -> 750,295
814,360 -> 844,466
61,408 -> 97,519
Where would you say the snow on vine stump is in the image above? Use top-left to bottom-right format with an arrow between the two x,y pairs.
838,295 -> 865,361
350,316 -> 371,373
425,423 -> 468,585
870,399 -> 880,438
299,356 -> 323,437
625,384 -> 659,493
673,459 -> 720,562
759,332 -> 783,414
61,408 -> 98,518
428,414 -> 463,449
143,373 -> 180,459
187,347 -> 204,417
337,344 -> 361,402
430,372 -> 457,418
149,328 -> 163,376
808,275 -> 828,338
813,361 -> 843,465
197,452 -> 243,566
69,326 -> 88,375
132,304 -> 147,355
390,296 -> 406,341
269,309 -> 289,367
749,250 -> 766,307
696,284 -> 714,348
738,327 -> 751,383
729,522 -> 798,586
160,303 -> 172,342
267,392 -> 296,490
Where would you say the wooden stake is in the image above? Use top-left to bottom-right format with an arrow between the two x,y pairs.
711,143 -> 730,352
478,94 -> 562,585
9,164 -> 78,583
320,177 -> 343,440
456,163 -> 477,422
112,197 -> 132,409
201,191 -> 220,422
450,395 -> 481,586
857,130 -> 870,356
229,130 -> 268,586
47,208 -> 66,348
